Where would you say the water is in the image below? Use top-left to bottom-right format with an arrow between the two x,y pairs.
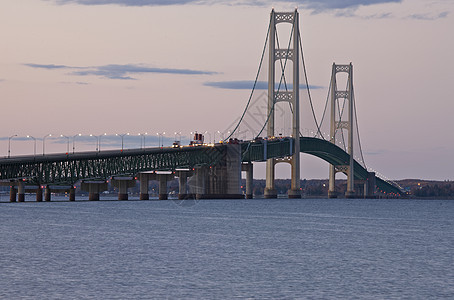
1,198 -> 453,299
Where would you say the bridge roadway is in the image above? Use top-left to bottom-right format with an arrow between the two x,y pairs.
0,137 -> 403,196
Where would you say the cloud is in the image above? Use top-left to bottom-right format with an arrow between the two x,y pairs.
363,12 -> 393,19
204,80 -> 323,90
70,64 -> 216,80
25,63 -> 216,80
301,0 -> 401,12
47,0 -> 450,21
50,0 -> 402,11
407,11 -> 449,20
59,81 -> 91,85
51,0 -> 200,5
24,63 -> 72,70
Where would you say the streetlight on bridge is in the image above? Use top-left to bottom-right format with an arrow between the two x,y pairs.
72,133 -> 81,154
26,135 -> 36,156
60,135 -> 70,154
98,133 -> 107,152
42,134 -> 52,156
90,133 -> 106,152
138,132 -> 148,149
174,132 -> 181,142
157,132 -> 165,148
8,134 -> 17,158
116,133 -> 129,151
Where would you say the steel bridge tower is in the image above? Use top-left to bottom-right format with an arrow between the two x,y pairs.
328,63 -> 356,198
264,9 -> 301,199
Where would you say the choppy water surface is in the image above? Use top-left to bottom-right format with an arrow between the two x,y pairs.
1,198 -> 453,299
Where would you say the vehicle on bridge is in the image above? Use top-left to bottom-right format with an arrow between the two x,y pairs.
189,132 -> 204,146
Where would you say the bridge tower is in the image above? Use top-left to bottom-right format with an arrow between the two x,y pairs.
264,9 -> 301,199
328,63 -> 355,198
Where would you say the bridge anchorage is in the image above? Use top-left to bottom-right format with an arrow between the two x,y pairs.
0,9 -> 404,201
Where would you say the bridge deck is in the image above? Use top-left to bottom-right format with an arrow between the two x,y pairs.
0,137 -> 403,195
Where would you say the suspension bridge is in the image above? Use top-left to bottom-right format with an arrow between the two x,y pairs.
0,9 -> 404,201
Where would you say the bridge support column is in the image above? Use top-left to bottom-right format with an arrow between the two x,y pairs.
365,172 -> 376,198
345,166 -> 356,198
147,172 -> 175,200
190,167 -> 207,199
178,174 -> 188,200
175,169 -> 193,200
36,186 -> 43,202
17,181 -> 25,202
288,155 -> 301,199
143,172 -> 174,200
202,144 -> 243,199
188,144 -> 242,199
328,165 -> 337,198
242,162 -> 253,199
139,173 -> 150,200
264,159 -> 277,198
44,185 -> 51,201
9,186 -> 16,202
69,186 -> 76,201
111,177 -> 136,200
81,180 -> 108,201
159,176 -> 168,200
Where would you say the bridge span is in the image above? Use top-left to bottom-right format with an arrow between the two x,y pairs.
0,137 -> 403,202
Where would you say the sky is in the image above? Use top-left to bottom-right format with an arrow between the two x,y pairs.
0,0 -> 453,181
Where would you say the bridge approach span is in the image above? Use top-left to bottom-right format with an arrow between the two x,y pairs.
0,146 -> 225,185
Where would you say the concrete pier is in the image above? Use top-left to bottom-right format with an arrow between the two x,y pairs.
9,186 -> 16,202
43,185 -> 75,201
158,175 -> 168,200
139,173 -> 150,200
189,144 -> 243,199
264,159 -> 277,198
242,162 -> 253,199
365,172 -> 376,198
69,186 -> 76,201
175,169 -> 193,200
81,180 -> 108,201
17,181 -> 25,202
288,157 -> 302,198
328,190 -> 338,198
189,166 -> 207,199
141,172 -> 175,200
111,176 -> 136,200
36,186 -> 43,202
44,185 -> 51,201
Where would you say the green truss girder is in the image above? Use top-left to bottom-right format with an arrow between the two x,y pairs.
0,146 -> 225,184
241,137 -> 403,195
